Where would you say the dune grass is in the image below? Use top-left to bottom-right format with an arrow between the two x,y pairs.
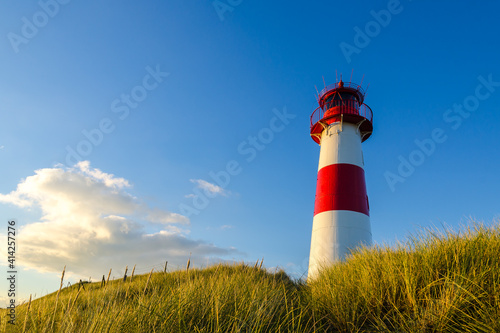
2,263 -> 317,332
309,222 -> 500,332
3,221 -> 500,332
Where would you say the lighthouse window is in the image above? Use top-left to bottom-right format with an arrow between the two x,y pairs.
324,92 -> 358,109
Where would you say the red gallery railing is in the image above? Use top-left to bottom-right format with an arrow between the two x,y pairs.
310,99 -> 373,128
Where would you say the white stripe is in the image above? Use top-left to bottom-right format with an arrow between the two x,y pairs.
308,210 -> 372,280
317,122 -> 364,170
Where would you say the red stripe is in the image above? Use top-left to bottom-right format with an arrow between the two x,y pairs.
314,163 -> 369,216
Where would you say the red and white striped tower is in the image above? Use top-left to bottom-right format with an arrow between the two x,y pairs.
308,79 -> 373,280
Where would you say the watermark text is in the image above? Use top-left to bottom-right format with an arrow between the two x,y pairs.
7,220 -> 17,324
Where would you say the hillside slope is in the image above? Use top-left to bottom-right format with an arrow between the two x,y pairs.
3,222 -> 500,332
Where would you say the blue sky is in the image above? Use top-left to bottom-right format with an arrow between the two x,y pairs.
0,0 -> 499,306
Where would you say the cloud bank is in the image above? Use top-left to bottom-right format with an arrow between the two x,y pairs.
0,161 -> 237,278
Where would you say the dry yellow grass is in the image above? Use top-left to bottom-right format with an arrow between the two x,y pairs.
2,220 -> 499,332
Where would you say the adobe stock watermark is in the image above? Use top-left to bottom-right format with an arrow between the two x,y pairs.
7,0 -> 72,53
212,0 -> 243,21
61,65 -> 169,167
178,106 -> 295,217
339,0 -> 408,64
384,74 -> 500,192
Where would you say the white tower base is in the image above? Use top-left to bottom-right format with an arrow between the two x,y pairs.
308,122 -> 372,280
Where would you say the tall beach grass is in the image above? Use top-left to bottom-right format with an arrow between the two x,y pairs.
2,220 -> 499,332
309,222 -> 500,332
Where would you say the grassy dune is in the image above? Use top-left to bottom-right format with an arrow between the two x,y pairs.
310,223 -> 500,332
3,222 -> 500,332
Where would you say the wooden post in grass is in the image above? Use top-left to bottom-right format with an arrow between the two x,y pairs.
101,275 -> 105,287
123,266 -> 128,282
164,261 -> 168,273
78,279 -> 86,291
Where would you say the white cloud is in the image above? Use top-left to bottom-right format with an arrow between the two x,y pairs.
0,162 -> 237,278
75,161 -> 130,189
0,145 -> 4,150
146,208 -> 189,225
189,179 -> 229,197
220,225 -> 234,230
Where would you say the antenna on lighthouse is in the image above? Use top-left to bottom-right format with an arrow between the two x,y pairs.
359,74 -> 365,87
308,75 -> 374,280
364,83 -> 371,98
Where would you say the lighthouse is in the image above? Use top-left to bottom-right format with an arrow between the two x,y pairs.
308,78 -> 373,280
